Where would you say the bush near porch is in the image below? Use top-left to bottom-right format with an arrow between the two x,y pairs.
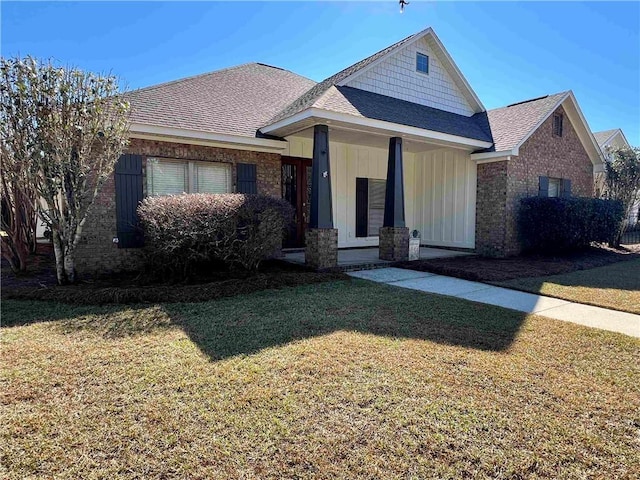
138,193 -> 293,278
518,197 -> 623,253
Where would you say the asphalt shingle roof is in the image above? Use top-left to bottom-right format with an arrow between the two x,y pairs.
593,129 -> 619,147
126,63 -> 316,138
484,92 -> 568,152
127,39 -> 575,148
309,86 -> 492,142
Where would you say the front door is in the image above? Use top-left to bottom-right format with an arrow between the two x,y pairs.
281,156 -> 312,248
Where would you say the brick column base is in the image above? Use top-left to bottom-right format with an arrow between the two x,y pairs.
379,227 -> 409,261
305,228 -> 338,270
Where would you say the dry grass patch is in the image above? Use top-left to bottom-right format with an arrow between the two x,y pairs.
495,259 -> 640,314
2,280 -> 639,479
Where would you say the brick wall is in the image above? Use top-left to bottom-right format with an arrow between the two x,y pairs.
504,105 -> 594,255
75,138 -> 282,274
476,161 -> 508,256
476,105 -> 595,257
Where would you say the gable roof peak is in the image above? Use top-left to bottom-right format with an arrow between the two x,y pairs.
265,26 -> 484,127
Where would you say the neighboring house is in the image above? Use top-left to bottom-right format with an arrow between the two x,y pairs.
593,128 -> 638,226
75,27 -> 605,272
594,128 -> 630,159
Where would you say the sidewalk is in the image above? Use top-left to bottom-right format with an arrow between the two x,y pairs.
348,268 -> 640,338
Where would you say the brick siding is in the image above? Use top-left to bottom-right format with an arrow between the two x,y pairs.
476,105 -> 595,257
75,138 -> 282,274
476,161 -> 508,257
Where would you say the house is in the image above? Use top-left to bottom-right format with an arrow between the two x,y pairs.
594,128 -> 631,158
593,128 -> 637,226
75,27 -> 605,273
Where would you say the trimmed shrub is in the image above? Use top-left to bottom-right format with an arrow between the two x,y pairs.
138,193 -> 293,277
518,197 -> 624,253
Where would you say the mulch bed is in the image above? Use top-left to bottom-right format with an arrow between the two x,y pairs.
2,247 -> 348,305
394,244 -> 640,282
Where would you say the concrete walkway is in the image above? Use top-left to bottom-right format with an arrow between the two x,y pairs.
348,268 -> 640,338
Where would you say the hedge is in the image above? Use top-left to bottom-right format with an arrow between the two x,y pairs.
518,197 -> 624,253
138,193 -> 293,277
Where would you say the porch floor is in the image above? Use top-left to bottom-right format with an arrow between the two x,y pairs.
283,247 -> 474,271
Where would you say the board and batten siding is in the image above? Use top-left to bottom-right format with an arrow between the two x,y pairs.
412,149 -> 476,249
284,136 -> 475,249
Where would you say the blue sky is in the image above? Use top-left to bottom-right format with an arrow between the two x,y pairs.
2,1 -> 639,144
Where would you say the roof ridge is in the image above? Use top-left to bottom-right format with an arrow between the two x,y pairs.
129,62 -> 313,95
129,63 -> 255,95
489,91 -> 570,112
593,128 -> 620,135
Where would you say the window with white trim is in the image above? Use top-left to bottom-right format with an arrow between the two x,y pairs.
548,177 -> 562,198
416,52 -> 429,74
146,158 -> 232,196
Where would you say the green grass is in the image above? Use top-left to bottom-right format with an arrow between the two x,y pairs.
495,258 -> 640,314
2,280 -> 639,479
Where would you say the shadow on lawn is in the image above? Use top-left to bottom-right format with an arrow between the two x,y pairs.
2,280 -> 529,356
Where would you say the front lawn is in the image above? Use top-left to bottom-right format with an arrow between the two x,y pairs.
495,258 -> 640,314
2,280 -> 639,478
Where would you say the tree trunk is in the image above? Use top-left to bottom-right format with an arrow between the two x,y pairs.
63,243 -> 77,284
0,236 -> 28,272
52,231 -> 68,285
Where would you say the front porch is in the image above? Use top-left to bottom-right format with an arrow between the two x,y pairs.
283,246 -> 473,271
269,115 -> 492,270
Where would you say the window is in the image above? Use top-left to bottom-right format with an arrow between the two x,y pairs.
416,52 -> 429,74
356,178 -> 386,237
539,176 -> 571,198
553,113 -> 563,137
146,157 -> 231,196
548,177 -> 562,198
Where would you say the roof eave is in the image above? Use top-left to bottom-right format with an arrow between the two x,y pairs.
130,123 -> 288,153
260,108 -> 493,150
562,92 -> 605,166
470,149 -> 516,162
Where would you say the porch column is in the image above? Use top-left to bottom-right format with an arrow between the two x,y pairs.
305,124 -> 338,270
379,137 -> 409,261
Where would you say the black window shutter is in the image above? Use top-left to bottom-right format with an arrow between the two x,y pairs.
538,176 -> 549,197
114,154 -> 144,248
237,163 -> 257,194
356,178 -> 368,238
561,179 -> 572,198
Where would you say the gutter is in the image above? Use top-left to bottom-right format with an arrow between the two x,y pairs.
129,123 -> 289,153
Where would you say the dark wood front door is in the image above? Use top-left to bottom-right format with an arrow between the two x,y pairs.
282,156 -> 312,248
